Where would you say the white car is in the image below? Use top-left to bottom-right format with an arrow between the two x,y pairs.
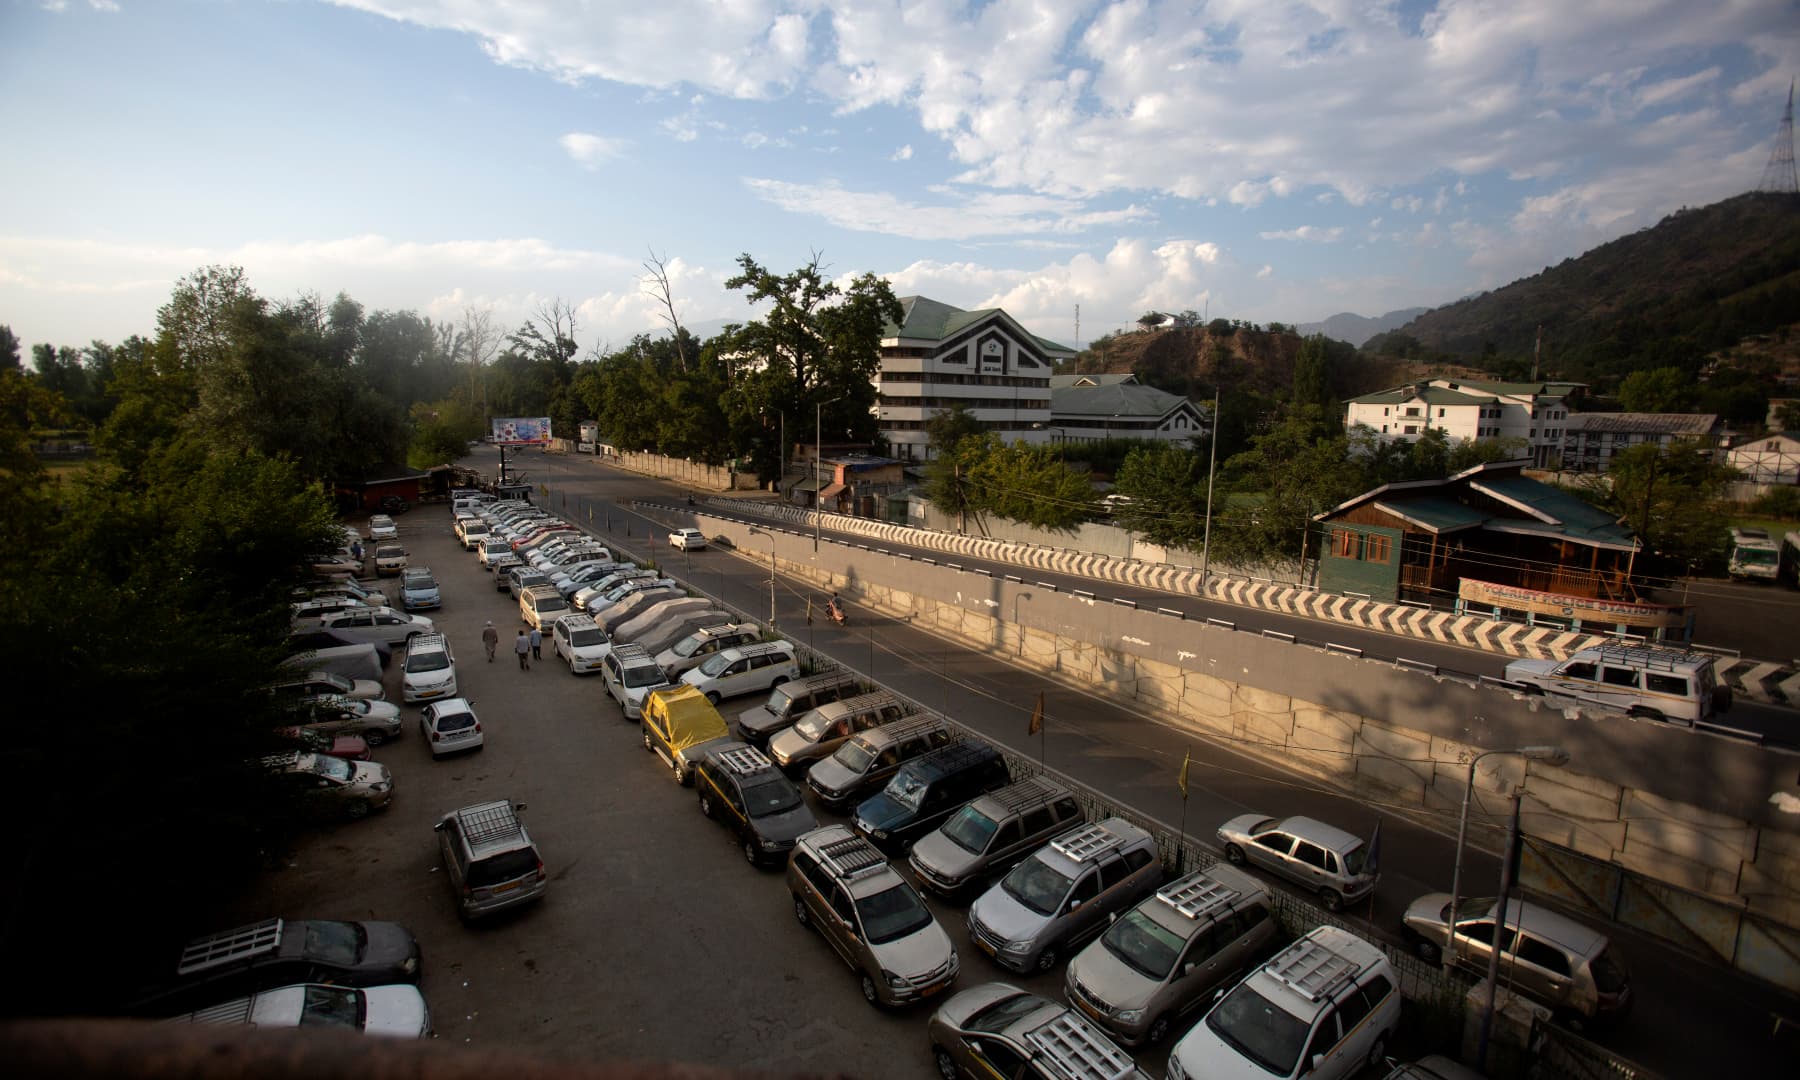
420,697 -> 484,757
552,614 -> 611,674
319,607 -> 435,646
296,695 -> 404,746
401,633 -> 459,704
669,527 -> 707,551
179,982 -> 429,1037
367,515 -> 398,541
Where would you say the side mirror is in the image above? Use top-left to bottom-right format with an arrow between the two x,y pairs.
514,803 -> 528,812
1309,1053 -> 1326,1073
432,821 -> 445,832
1069,899 -> 1084,912
1183,962 -> 1196,975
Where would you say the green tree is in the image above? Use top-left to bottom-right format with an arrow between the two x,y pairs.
968,441 -> 1096,530
1291,334 -> 1338,421
1616,367 -> 1697,412
1577,440 -> 1736,570
1111,442 -> 1210,548
924,432 -> 995,533
0,324 -> 20,371
925,403 -> 984,458
1215,407 -> 1368,565
407,398 -> 484,469
1777,400 -> 1800,432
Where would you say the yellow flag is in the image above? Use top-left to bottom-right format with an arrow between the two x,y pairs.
1178,748 -> 1192,798
1027,691 -> 1044,736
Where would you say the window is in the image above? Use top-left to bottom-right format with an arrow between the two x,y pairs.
1365,535 -> 1392,564
1358,974 -> 1394,1011
1561,662 -> 1597,680
1438,408 -> 1446,418
1335,980 -> 1374,1030
1069,872 -> 1101,907
970,1040 -> 1026,1079
1514,936 -> 1572,976
1333,529 -> 1362,559
1303,1012 -> 1342,1065
1124,848 -> 1155,872
1021,807 -> 1055,834
1601,666 -> 1639,688
829,886 -> 857,924
1645,673 -> 1689,695
1099,857 -> 1131,890
991,820 -> 1021,851
1293,842 -> 1329,870
1403,425 -> 1419,435
1255,832 -> 1295,855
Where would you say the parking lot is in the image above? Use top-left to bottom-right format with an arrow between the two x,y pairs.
224,502 -> 1080,1076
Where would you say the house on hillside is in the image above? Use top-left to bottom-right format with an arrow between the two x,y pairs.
1728,432 -> 1800,485
1048,373 -> 1209,445
1344,378 -> 1581,468
875,296 -> 1078,461
1560,413 -> 1729,473
1314,460 -> 1691,642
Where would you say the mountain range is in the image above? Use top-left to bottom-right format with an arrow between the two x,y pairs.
1295,308 -> 1431,347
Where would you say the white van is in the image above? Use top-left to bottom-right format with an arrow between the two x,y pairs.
1505,644 -> 1730,724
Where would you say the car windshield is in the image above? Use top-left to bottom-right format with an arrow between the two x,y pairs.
941,805 -> 1000,854
406,577 -> 436,591
406,652 -> 450,673
319,673 -> 351,693
537,596 -> 569,612
569,627 -> 605,647
792,708 -> 835,741
672,632 -> 706,658
1002,857 -> 1075,917
302,920 -> 364,966
763,685 -> 798,716
855,881 -> 934,945
623,664 -> 667,689
885,768 -> 928,810
966,991 -> 1043,1035
298,985 -> 364,1030
833,740 -> 875,773
1205,984 -> 1310,1076
468,849 -> 538,888
1340,842 -> 1368,876
435,710 -> 476,732
743,778 -> 803,817
376,546 -> 402,558
697,652 -> 734,677
1102,909 -> 1185,980
312,755 -> 355,782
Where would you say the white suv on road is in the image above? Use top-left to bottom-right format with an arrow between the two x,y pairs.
669,527 -> 706,551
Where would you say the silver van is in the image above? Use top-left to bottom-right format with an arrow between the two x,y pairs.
806,715 -> 953,815
767,690 -> 909,773
1505,644 -> 1729,724
736,670 -> 862,747
909,777 -> 1084,900
655,622 -> 764,680
433,800 -> 546,921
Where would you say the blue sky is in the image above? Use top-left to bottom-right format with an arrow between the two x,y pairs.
3,0 -> 1795,357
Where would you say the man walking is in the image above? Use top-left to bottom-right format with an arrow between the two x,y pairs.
481,620 -> 499,662
515,627 -> 531,670
529,625 -> 543,660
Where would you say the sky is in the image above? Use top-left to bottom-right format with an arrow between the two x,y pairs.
2,0 -> 1796,360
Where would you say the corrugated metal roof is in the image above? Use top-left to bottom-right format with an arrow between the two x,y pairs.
1345,385 -> 1496,406
885,295 -> 1075,354
1370,497 -> 1489,534
1564,412 -> 1720,434
1050,373 -> 1138,388
1053,382 -> 1192,418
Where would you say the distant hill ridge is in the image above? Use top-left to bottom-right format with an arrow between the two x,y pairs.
1296,308 -> 1430,347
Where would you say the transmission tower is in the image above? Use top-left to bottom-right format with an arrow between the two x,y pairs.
1758,79 -> 1797,194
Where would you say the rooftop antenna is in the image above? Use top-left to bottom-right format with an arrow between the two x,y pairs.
1757,79 -> 1798,194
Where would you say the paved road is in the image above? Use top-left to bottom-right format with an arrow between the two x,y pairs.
509,447 -> 1800,1076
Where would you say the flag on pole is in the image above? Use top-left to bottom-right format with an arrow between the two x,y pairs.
1027,691 -> 1044,736
1364,818 -> 1383,878
1177,749 -> 1192,798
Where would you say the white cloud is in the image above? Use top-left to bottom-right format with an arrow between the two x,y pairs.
891,144 -> 913,161
1258,225 -> 1344,243
558,132 -> 628,168
1255,265 -> 1273,279
741,177 -> 1151,240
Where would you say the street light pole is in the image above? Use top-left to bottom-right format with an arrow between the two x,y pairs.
748,527 -> 777,630
815,395 -> 842,553
1446,743 -> 1569,967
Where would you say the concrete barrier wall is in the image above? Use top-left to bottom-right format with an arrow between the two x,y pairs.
609,451 -> 752,490
691,510 -> 1800,934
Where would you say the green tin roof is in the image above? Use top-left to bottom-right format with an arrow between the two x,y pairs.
1052,382 -> 1194,419
885,295 -> 1076,354
1346,385 -> 1496,406
1318,461 -> 1638,552
1370,496 -> 1489,534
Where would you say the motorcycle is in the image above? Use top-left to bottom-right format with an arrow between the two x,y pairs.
826,599 -> 847,627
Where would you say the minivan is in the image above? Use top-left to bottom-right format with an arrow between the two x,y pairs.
434,800 -> 547,920
909,777 -> 1085,900
767,691 -> 909,773
806,715 -> 954,814
680,640 -> 800,705
737,670 -> 862,747
852,741 -> 1010,854
519,584 -> 571,632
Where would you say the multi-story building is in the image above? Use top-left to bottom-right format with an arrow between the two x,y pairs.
1047,374 -> 1209,445
1560,413 -> 1727,474
876,296 -> 1077,461
1344,378 -> 1582,467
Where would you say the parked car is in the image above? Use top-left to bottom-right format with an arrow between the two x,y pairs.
280,642 -> 382,683
488,553 -> 523,584
602,642 -> 674,721
268,669 -> 383,703
127,918 -> 421,1015
294,695 -> 403,746
928,983 -> 1148,1080
372,542 -> 408,576
966,818 -> 1164,975
318,607 -> 435,647
366,514 -> 398,541
909,777 -> 1084,900
173,982 -> 429,1037
656,621 -> 763,680
768,691 -> 910,773
264,751 -> 394,819
1216,813 -> 1377,912
434,799 -> 546,920
640,684 -> 733,785
286,628 -> 391,668
1166,926 -> 1401,1080
420,697 -> 484,757
670,527 -> 707,550
787,825 -> 960,1007
398,567 -> 440,611
1401,894 -> 1632,1027
806,714 -> 953,814
273,725 -> 371,761
401,633 -> 459,704
679,640 -> 800,705
694,742 -> 818,866
552,613 -> 611,674
852,741 -> 1010,854
1381,1057 -> 1488,1080
736,670 -> 862,748
506,566 -> 550,599
1063,863 -> 1278,1047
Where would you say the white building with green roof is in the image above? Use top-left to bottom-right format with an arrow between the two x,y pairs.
1344,377 -> 1580,467
875,296 -> 1077,460
1047,373 -> 1209,445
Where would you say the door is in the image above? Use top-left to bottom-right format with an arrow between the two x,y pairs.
964,1038 -> 1027,1080
1291,840 -> 1332,889
1508,932 -> 1575,1007
1247,829 -> 1295,876
1059,871 -> 1104,950
1169,922 -> 1227,1015
1450,919 -> 1515,974
825,884 -> 861,968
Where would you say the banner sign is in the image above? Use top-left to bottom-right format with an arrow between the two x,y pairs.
492,417 -> 553,445
1458,578 -> 1686,628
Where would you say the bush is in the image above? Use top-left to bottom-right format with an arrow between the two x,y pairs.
1749,486 -> 1800,519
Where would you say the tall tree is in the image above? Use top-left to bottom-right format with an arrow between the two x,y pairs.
1112,442 -> 1210,549
1578,440 -> 1737,570
1617,367 -> 1696,413
0,324 -> 20,371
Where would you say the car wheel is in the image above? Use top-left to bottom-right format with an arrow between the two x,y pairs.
771,675 -> 789,689
1319,887 -> 1344,912
363,730 -> 387,747
706,691 -> 721,706
673,759 -> 688,785
1414,937 -> 1441,964
1628,705 -> 1667,722
642,726 -> 653,751
1224,843 -> 1245,865
345,800 -> 370,821
743,839 -> 760,866
1145,1014 -> 1172,1046
792,894 -> 810,928
933,1047 -> 959,1080
1365,1032 -> 1388,1071
860,973 -> 881,1007
1034,947 -> 1058,973
699,791 -> 715,818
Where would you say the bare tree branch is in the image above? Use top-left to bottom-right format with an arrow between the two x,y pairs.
642,249 -> 689,374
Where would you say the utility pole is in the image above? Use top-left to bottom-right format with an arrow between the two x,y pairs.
1074,304 -> 1080,351
1199,389 -> 1220,589
1531,324 -> 1542,382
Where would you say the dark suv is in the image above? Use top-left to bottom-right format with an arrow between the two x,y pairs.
694,742 -> 819,866
128,918 -> 421,1015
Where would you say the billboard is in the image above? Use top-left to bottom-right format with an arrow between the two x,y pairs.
492,417 -> 553,445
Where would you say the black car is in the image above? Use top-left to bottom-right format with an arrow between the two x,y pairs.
128,918 -> 422,1015
693,742 -> 818,867
287,627 -> 393,667
852,741 -> 1010,854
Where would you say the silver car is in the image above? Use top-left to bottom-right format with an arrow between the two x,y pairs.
318,607 -> 436,647
966,819 -> 1163,975
1063,863 -> 1278,1047
1216,813 -> 1377,911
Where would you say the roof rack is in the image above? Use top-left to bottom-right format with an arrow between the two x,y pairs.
177,919 -> 283,976
817,833 -> 889,881
260,752 -> 302,770
456,802 -> 525,848
988,776 -> 1068,814
1263,935 -> 1363,1003
1155,873 -> 1238,920
1587,643 -> 1706,670
717,745 -> 774,776
613,643 -> 652,661
1051,823 -> 1125,863
862,714 -> 939,742
1024,1011 -> 1136,1080
409,632 -> 447,649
